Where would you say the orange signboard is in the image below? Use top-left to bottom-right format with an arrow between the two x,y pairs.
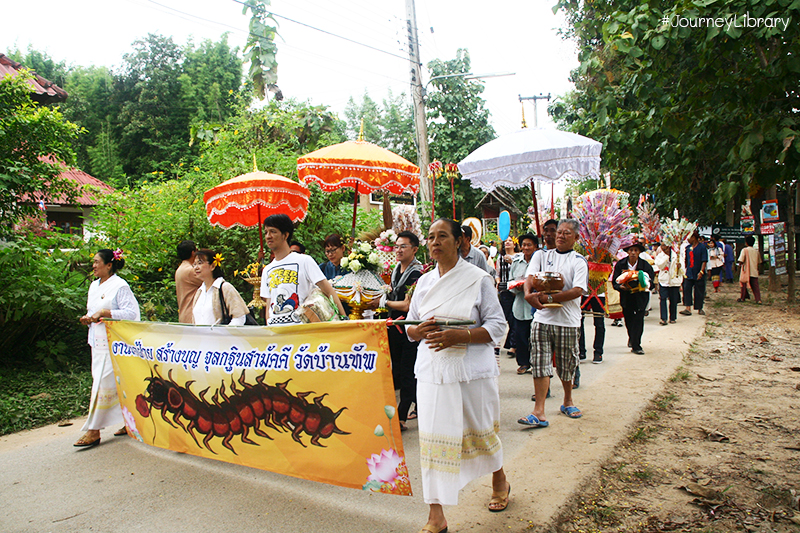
105,320 -> 410,495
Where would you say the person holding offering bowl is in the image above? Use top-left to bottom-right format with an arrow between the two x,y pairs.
519,219 -> 588,427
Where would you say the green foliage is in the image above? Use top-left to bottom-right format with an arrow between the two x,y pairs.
5,45 -> 69,88
426,49 -> 497,221
242,0 -> 280,100
552,0 -> 800,222
116,34 -> 194,182
344,90 -> 416,163
0,231 -> 93,370
60,66 -> 119,180
0,72 -> 80,238
0,368 -> 92,435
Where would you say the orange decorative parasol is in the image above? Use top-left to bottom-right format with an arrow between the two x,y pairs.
204,171 -> 310,256
297,139 -> 419,239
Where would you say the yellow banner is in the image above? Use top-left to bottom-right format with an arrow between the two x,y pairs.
105,320 -> 411,496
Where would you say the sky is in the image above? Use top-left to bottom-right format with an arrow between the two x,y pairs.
1,0 -> 579,137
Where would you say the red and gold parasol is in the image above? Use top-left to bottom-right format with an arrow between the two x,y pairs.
204,171 -> 310,256
297,140 -> 419,239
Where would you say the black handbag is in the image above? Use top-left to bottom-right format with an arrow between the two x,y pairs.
218,282 -> 259,325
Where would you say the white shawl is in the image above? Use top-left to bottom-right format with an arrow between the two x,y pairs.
87,274 -> 140,347
417,260 -> 487,383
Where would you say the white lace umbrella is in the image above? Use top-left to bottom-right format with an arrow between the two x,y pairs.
457,127 -> 602,234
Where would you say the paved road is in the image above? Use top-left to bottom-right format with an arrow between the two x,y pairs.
0,304 -> 705,533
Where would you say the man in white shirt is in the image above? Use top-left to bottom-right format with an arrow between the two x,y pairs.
260,214 -> 346,326
459,225 -> 491,273
518,219 -> 588,427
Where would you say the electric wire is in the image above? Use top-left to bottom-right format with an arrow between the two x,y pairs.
229,0 -> 408,61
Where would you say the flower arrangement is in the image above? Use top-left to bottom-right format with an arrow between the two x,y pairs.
234,262 -> 262,279
573,188 -> 634,263
637,201 -> 662,244
660,217 -> 697,249
374,229 -> 397,252
341,240 -> 383,273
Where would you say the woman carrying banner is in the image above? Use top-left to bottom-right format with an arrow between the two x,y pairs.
75,248 -> 140,447
406,218 -> 509,533
191,248 -> 251,325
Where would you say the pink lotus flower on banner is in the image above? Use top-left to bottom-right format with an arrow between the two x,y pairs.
367,448 -> 402,484
121,406 -> 144,442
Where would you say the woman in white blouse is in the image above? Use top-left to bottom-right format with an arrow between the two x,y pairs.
75,248 -> 140,447
191,249 -> 250,326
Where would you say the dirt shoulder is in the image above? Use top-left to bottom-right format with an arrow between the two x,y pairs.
556,282 -> 800,532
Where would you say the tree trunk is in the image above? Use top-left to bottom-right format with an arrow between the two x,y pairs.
788,181 -> 796,303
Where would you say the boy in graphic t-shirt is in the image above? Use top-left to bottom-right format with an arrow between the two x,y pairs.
259,214 -> 346,326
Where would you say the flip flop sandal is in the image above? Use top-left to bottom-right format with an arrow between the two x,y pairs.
488,483 -> 511,512
517,414 -> 549,428
114,426 -> 128,436
73,435 -> 101,448
418,524 -> 447,533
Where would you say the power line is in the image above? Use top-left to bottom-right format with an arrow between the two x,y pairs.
229,0 -> 408,61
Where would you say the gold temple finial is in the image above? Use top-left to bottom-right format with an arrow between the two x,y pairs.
358,119 -> 365,141
521,100 -> 527,129
253,154 -> 258,172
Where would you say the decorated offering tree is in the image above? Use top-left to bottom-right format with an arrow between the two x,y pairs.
637,200 -> 662,245
660,217 -> 697,251
527,199 -> 550,236
573,188 -> 634,306
574,189 -> 634,264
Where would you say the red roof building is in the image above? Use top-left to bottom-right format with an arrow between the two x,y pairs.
0,53 -> 68,103
26,159 -> 116,237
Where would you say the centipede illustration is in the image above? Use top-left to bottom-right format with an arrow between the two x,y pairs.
134,365 -> 349,454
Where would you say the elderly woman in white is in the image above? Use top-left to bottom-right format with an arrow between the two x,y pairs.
75,248 -> 140,448
406,218 -> 509,533
191,249 -> 250,326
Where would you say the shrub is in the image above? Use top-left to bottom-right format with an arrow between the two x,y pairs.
0,231 -> 93,370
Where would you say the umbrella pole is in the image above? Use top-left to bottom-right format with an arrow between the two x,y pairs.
450,177 -> 456,219
258,203 -> 264,260
431,174 -> 436,221
351,183 -> 359,245
531,179 -> 542,237
551,183 -> 555,219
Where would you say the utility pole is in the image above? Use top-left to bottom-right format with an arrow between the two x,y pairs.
519,93 -> 551,128
406,0 -> 431,206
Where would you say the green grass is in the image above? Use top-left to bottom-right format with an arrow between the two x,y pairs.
629,426 -> 656,442
654,393 -> 677,410
585,502 -> 618,524
633,467 -> 654,480
0,368 -> 92,436
670,367 -> 691,382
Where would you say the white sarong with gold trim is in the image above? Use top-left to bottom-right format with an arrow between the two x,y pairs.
410,259 -> 504,505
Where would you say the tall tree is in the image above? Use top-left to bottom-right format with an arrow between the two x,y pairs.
426,49 -> 496,220
181,35 -> 243,125
344,93 -> 381,143
380,90 -> 415,163
551,0 -> 800,223
0,72 -> 79,237
60,66 -> 121,181
115,34 -> 189,181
